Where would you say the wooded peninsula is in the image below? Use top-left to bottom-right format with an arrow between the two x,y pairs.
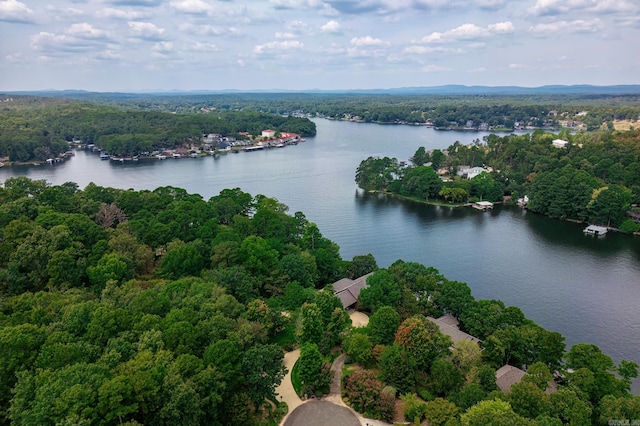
356,129 -> 640,233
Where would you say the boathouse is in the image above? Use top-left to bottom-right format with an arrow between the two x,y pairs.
583,225 -> 608,236
473,201 -> 494,210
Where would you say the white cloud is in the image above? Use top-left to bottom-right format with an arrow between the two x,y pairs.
95,50 -> 123,60
253,40 -> 304,54
270,0 -> 338,16
474,0 -> 505,10
170,0 -> 212,14
421,64 -> 450,72
403,45 -> 462,54
152,41 -> 173,52
180,23 -> 223,36
528,0 -> 637,16
347,47 -> 387,58
468,66 -> 487,73
346,36 -> 391,59
191,41 -> 218,51
287,20 -> 309,31
128,21 -> 166,40
420,21 -> 514,43
488,21 -> 514,33
66,23 -> 109,39
275,32 -> 297,39
0,0 -> 34,23
108,0 -> 164,7
529,19 -> 602,35
97,8 -> 150,20
350,36 -> 389,47
30,23 -> 112,55
46,5 -> 85,21
447,23 -> 489,39
5,52 -> 26,63
320,20 -> 341,33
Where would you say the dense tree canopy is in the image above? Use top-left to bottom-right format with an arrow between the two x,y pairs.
0,178 -> 636,425
0,98 -> 316,161
357,129 -> 640,227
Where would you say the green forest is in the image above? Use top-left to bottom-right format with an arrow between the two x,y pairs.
356,129 -> 640,231
0,178 -> 638,425
0,97 -> 316,162
10,91 -> 640,130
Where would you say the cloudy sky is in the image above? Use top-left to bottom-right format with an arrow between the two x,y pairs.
0,0 -> 638,91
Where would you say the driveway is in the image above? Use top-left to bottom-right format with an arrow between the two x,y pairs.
283,400 -> 360,426
350,310 -> 370,327
276,349 -> 304,424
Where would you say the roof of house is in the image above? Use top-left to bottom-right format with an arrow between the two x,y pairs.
496,365 -> 527,393
427,315 -> 481,344
331,273 -> 373,309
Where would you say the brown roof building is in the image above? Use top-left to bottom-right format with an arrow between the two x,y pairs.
427,314 -> 482,345
331,273 -> 373,309
496,365 -> 527,393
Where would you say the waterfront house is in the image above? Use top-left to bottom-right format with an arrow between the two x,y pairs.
331,273 -> 373,309
496,365 -> 527,393
457,166 -> 489,180
427,314 -> 481,345
626,209 -> 640,223
262,129 -> 276,138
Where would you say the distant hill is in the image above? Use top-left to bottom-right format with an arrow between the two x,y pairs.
5,84 -> 640,98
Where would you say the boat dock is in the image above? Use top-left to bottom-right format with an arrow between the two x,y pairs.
472,201 -> 494,211
584,225 -> 608,236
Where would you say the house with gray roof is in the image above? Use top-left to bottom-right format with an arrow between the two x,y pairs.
331,273 -> 373,309
496,364 -> 527,393
427,314 -> 481,345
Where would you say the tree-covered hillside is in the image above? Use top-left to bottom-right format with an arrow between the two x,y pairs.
0,178 -> 638,425
0,96 -> 316,162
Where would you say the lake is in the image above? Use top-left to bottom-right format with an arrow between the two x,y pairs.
2,118 -> 639,390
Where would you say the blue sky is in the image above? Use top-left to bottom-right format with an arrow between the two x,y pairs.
0,0 -> 638,91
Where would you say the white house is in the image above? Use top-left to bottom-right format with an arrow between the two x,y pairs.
262,129 -> 276,138
456,166 -> 489,180
552,139 -> 569,148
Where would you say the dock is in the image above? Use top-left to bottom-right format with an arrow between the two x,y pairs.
584,225 -> 608,236
472,201 -> 494,211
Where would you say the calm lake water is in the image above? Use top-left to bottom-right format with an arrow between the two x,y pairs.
2,118 -> 639,390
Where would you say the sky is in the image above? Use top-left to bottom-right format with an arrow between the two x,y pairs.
0,0 -> 638,91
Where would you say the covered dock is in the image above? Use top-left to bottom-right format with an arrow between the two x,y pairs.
584,225 -> 608,236
472,201 -> 494,210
